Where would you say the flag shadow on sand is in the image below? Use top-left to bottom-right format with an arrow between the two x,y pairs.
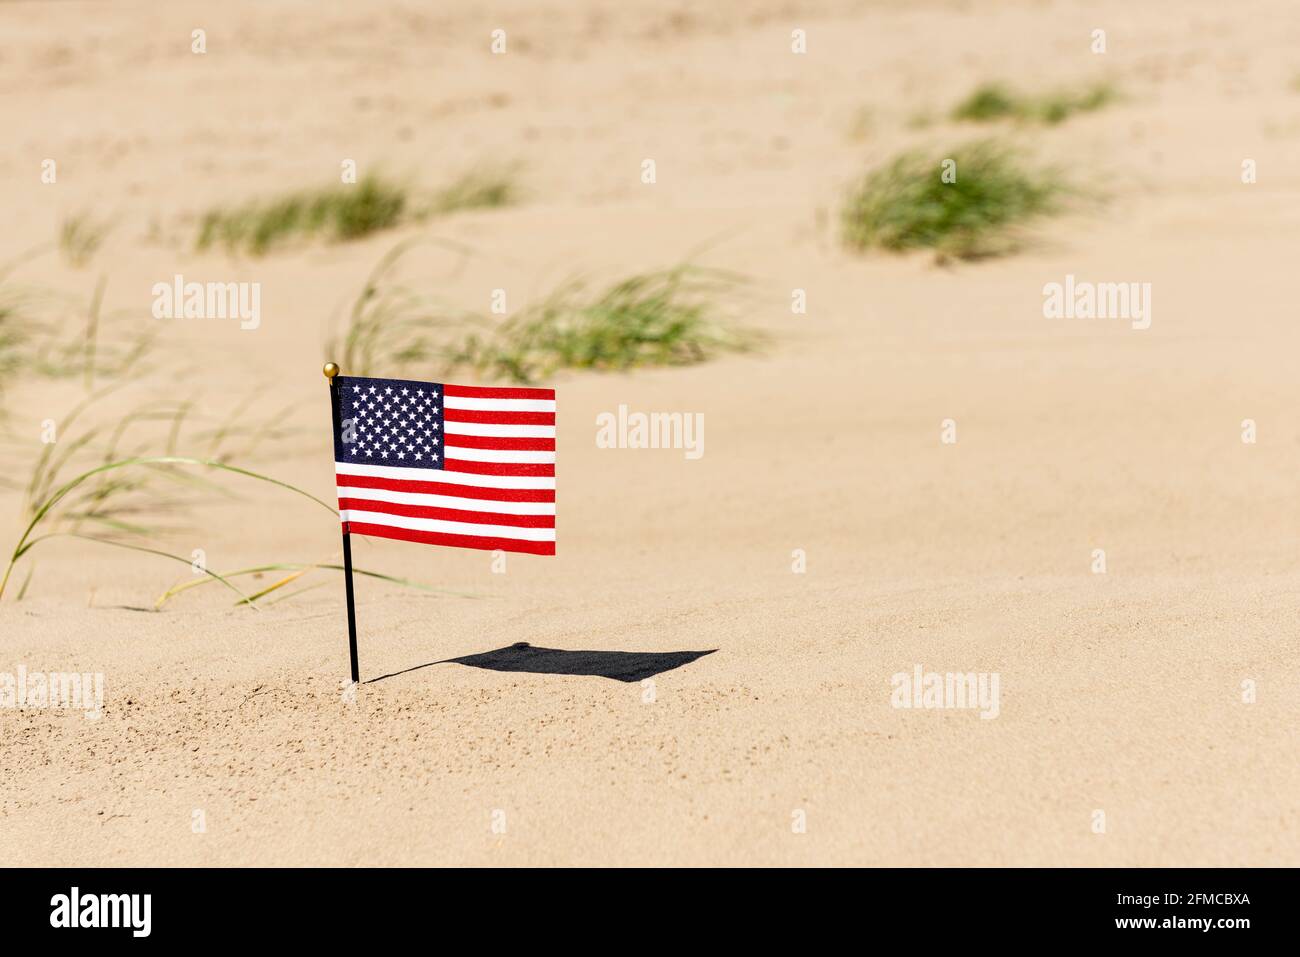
368,642 -> 716,684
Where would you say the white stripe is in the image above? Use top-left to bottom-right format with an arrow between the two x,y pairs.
443,421 -> 555,438
341,509 -> 556,542
336,461 -> 554,489
442,446 -> 555,464
336,485 -> 555,515
444,396 -> 555,413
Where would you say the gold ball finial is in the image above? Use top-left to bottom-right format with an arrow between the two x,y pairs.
323,362 -> 340,380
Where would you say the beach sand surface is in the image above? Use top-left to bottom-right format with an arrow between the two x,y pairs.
1,0 -> 1297,865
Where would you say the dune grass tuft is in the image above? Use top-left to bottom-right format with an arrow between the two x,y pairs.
330,240 -> 476,377
0,277 -> 154,385
0,298 -> 23,382
197,174 -> 410,256
0,387 -> 314,601
951,84 -> 1019,122
196,168 -> 520,256
446,265 -> 753,384
951,81 -> 1116,125
424,168 -> 518,217
59,213 -> 113,269
0,276 -> 43,390
0,453 -> 337,603
841,141 -> 1064,261
330,245 -> 752,385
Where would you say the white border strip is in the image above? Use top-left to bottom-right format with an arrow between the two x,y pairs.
341,509 -> 556,541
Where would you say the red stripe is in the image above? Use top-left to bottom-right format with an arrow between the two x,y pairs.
339,497 -> 554,528
443,459 -> 555,477
444,409 -> 555,425
335,472 -> 554,503
444,384 -> 555,400
443,434 -> 555,451
347,521 -> 556,556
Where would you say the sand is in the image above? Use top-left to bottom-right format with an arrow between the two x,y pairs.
1,0 -> 1298,866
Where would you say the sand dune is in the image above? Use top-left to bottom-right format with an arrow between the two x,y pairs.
1,0 -> 1297,866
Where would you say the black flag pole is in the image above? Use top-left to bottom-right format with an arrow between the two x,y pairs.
324,362 -> 360,684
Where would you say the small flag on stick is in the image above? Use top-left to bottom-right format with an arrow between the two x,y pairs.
323,364 -> 556,681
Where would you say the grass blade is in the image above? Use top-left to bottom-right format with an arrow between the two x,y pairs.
1,456 -> 337,601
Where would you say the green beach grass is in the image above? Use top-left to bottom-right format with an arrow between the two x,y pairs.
841,141 -> 1065,260
445,265 -> 754,384
951,81 -> 1117,125
196,168 -> 518,256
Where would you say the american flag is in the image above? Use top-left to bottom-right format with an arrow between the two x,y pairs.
331,376 -> 555,555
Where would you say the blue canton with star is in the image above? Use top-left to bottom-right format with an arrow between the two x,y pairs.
332,375 -> 445,471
